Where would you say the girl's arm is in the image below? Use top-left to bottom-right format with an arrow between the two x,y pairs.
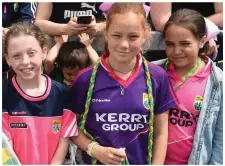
50,137 -> 69,165
150,2 -> 171,32
78,33 -> 99,64
71,129 -> 126,165
44,35 -> 68,74
152,111 -> 169,164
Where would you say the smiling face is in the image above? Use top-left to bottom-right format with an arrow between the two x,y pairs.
5,35 -> 47,81
165,24 -> 203,70
105,12 -> 145,63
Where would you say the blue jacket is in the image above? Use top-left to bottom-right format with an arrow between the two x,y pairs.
152,57 -> 223,164
2,2 -> 37,27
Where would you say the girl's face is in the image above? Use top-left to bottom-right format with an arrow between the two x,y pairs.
105,12 -> 145,63
5,35 -> 47,81
165,24 -> 202,69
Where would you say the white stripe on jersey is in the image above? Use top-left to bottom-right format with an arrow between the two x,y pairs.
31,2 -> 37,20
70,124 -> 78,137
64,118 -> 77,137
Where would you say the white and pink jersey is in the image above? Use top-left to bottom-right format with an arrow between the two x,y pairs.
2,75 -> 78,164
165,57 -> 212,164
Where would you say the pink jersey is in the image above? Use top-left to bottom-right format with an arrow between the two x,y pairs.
2,75 -> 78,164
165,57 -> 212,164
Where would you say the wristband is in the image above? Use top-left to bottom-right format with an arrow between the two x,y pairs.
87,141 -> 99,157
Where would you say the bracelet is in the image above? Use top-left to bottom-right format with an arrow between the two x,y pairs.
87,141 -> 99,157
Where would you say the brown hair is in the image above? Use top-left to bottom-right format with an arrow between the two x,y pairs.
163,9 -> 209,56
104,3 -> 151,53
2,22 -> 49,56
57,41 -> 89,69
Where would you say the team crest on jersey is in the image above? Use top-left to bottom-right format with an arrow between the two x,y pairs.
52,120 -> 61,133
143,93 -> 150,109
194,95 -> 203,111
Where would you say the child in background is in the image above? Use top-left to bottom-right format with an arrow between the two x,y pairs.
2,22 -> 114,165
45,33 -> 99,87
154,9 -> 223,164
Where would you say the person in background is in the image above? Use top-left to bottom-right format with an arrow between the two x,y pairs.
150,2 -> 223,61
153,9 -> 223,164
71,3 -> 177,164
45,33 -> 98,87
34,2 -> 106,36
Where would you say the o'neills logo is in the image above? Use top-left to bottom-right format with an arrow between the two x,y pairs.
92,99 -> 110,102
96,113 -> 148,131
12,111 -> 26,115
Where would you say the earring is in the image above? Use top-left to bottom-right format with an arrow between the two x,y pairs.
141,40 -> 145,44
199,43 -> 204,48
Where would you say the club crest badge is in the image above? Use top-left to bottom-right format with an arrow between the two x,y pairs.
52,120 -> 61,133
143,93 -> 150,110
194,95 -> 203,111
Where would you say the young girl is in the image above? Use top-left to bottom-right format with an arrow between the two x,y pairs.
2,22 -> 115,165
154,9 -> 223,164
71,3 -> 177,164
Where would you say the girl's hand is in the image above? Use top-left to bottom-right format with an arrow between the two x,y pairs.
78,33 -> 94,47
91,144 -> 126,165
208,39 -> 218,61
54,35 -> 68,44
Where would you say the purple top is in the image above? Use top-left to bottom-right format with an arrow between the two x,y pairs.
71,54 -> 177,164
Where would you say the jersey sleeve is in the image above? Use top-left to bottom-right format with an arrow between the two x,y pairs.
19,2 -> 37,23
154,69 -> 178,115
70,73 -> 89,114
59,86 -> 79,138
60,109 -> 78,138
2,79 -> 12,140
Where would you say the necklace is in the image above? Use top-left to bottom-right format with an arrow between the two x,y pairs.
108,58 -> 135,75
164,57 -> 202,91
79,57 -> 154,165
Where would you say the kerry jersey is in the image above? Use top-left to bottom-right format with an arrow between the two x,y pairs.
71,53 -> 177,164
165,57 -> 212,164
2,75 -> 78,164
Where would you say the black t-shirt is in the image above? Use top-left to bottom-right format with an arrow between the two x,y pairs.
149,2 -> 215,31
49,2 -> 105,24
172,2 -> 215,17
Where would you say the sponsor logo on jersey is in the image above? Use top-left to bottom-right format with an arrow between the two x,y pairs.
194,95 -> 203,111
12,111 -> 27,115
92,99 -> 111,103
96,113 -> 148,131
169,108 -> 199,127
52,120 -> 61,133
10,123 -> 27,128
143,93 -> 150,109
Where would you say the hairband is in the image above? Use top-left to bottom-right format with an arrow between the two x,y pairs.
99,2 -> 151,18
